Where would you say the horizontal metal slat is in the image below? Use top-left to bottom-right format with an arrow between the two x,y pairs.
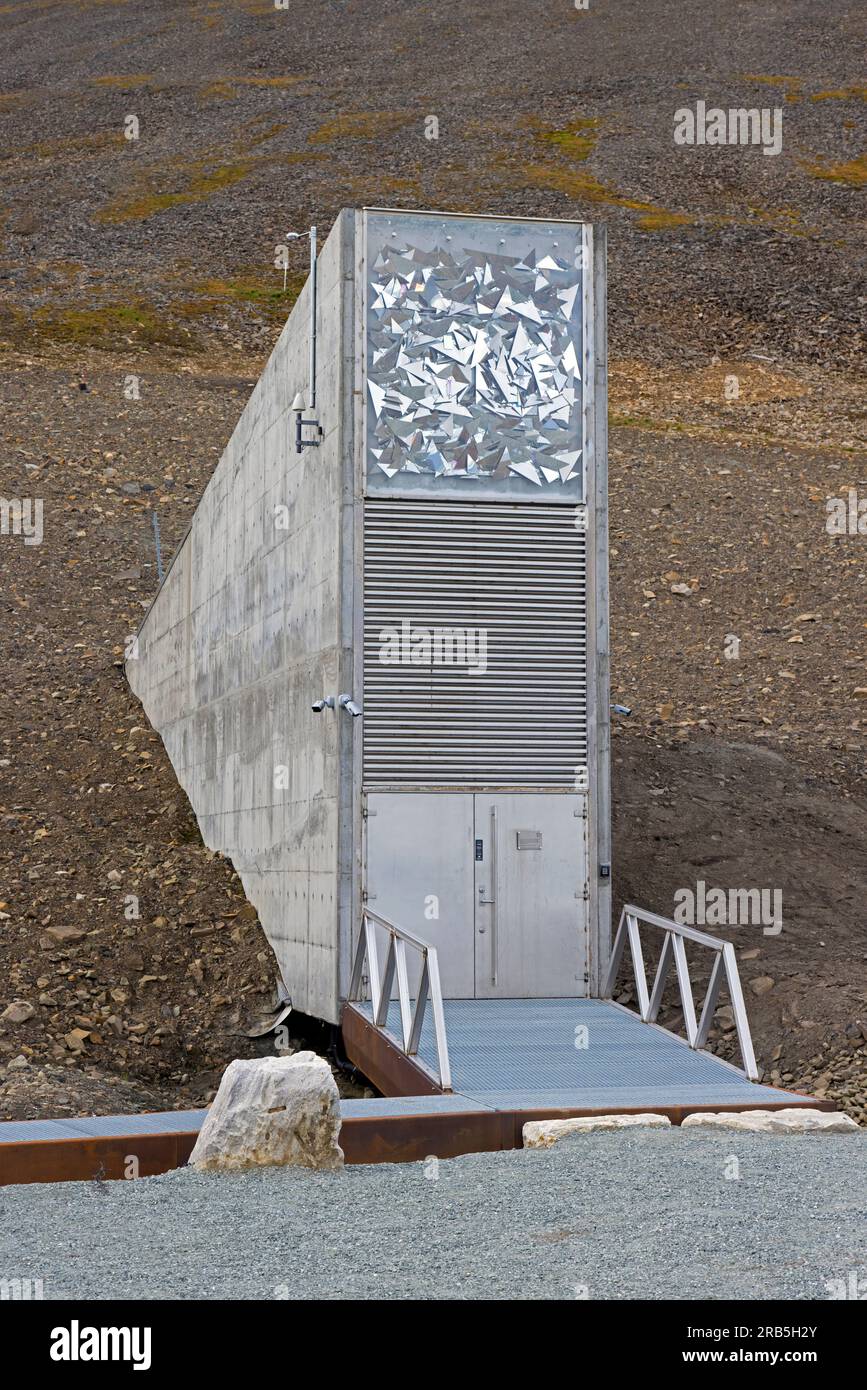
363,499 -> 588,790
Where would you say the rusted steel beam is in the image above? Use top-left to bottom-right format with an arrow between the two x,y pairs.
340,1001 -> 443,1097
0,1131 -> 198,1187
0,1112 -> 508,1184
339,1110 -> 512,1165
0,1093 -> 832,1187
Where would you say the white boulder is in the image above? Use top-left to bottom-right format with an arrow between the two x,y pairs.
681,1107 -> 859,1134
523,1113 -> 671,1148
189,1051 -> 344,1172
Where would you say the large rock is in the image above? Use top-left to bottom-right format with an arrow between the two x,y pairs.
682,1107 -> 859,1134
523,1113 -> 671,1148
189,1051 -> 344,1172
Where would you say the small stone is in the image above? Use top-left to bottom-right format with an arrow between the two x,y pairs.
41,925 -> 87,945
1,1000 -> 36,1024
750,976 -> 775,996
523,1113 -> 671,1147
682,1108 -> 859,1134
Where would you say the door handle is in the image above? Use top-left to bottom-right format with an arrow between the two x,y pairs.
476,808 -> 498,981
477,884 -> 487,932
489,804 -> 498,986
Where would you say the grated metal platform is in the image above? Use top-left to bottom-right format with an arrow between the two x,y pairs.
358,997 -> 801,1110
0,1110 -> 209,1145
0,999 -> 822,1184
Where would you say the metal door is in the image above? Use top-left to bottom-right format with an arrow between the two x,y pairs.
473,793 -> 587,998
364,792 -> 476,998
365,791 -> 587,999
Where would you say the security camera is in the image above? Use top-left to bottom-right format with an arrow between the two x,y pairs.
311,695 -> 335,713
338,694 -> 363,718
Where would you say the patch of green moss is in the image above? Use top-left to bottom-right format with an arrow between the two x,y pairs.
745,205 -> 806,236
239,120 -> 289,148
800,152 -> 867,187
199,75 -> 306,102
515,160 -> 692,231
0,300 -> 199,352
26,131 -> 124,161
335,171 -> 422,201
743,74 -> 803,102
178,273 -> 305,323
308,111 -> 412,143
610,412 -> 688,433
97,160 -> 256,224
811,85 -> 867,101
97,149 -> 320,224
92,74 -> 155,89
536,118 -> 600,161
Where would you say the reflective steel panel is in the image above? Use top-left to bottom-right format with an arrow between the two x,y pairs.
364,210 -> 585,500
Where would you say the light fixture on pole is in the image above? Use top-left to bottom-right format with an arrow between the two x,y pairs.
291,391 -> 322,454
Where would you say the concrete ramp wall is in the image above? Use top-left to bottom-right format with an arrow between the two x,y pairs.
127,212 -> 355,1023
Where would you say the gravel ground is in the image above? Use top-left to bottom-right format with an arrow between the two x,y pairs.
2,1131 -> 865,1301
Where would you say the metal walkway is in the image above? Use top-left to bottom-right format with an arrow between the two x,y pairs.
0,1003 -> 822,1186
341,903 -> 804,1116
0,908 -> 825,1185
351,997 -> 799,1111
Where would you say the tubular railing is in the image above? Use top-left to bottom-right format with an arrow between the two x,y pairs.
602,904 -> 759,1080
348,910 -> 452,1092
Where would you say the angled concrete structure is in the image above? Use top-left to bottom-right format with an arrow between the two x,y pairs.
127,208 -> 611,1028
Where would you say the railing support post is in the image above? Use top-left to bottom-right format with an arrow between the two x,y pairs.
603,904 -> 759,1080
347,910 -> 452,1091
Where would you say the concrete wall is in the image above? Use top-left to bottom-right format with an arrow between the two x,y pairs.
127,213 -> 354,1023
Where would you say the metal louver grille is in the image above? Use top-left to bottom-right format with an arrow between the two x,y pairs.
363,500 -> 587,788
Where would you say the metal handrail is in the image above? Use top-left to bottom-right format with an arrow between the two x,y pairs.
348,909 -> 452,1092
602,904 -> 759,1080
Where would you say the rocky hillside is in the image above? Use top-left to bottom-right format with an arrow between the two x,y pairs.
0,0 -> 864,1121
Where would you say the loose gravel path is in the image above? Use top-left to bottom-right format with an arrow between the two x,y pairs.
2,1131 -> 865,1300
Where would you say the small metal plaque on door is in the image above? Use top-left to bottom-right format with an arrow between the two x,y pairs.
516,830 -> 542,850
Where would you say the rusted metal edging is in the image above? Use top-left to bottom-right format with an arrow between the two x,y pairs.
0,1091 -> 832,1187
341,1000 -> 444,1097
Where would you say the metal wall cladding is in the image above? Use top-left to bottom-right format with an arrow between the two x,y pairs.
362,500 -> 588,788
365,210 -> 585,501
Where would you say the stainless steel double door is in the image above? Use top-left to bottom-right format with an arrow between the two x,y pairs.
364,792 -> 588,998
